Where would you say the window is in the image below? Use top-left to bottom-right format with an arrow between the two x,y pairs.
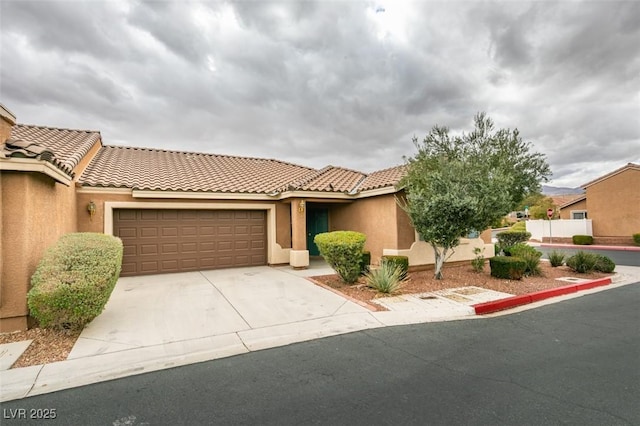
571,210 -> 588,219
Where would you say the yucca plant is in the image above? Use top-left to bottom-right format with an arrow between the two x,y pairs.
365,262 -> 403,294
547,250 -> 565,267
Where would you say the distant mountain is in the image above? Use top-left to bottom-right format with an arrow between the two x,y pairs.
541,185 -> 584,196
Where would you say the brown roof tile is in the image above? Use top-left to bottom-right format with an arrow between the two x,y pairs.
293,166 -> 366,192
79,144 -> 406,195
358,165 -> 406,191
79,146 -> 317,193
8,124 -> 101,175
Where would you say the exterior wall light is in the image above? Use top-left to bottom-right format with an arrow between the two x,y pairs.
298,200 -> 305,213
87,201 -> 97,220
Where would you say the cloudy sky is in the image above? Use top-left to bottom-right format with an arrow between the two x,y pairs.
1,0 -> 638,187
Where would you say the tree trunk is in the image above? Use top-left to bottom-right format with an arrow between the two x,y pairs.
432,244 -> 448,280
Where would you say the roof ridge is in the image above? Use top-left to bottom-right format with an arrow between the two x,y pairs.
16,123 -> 101,135
101,145 -> 317,170
580,162 -> 640,188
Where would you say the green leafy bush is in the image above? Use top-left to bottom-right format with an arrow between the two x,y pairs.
496,231 -> 532,254
565,251 -> 598,273
489,256 -> 526,280
381,255 -> 409,281
28,233 -> 123,331
633,233 -> 640,246
572,235 -> 594,245
547,250 -> 566,267
314,231 -> 367,283
509,244 -> 542,276
365,262 -> 403,294
510,221 -> 527,232
359,251 -> 371,275
471,247 -> 485,273
594,255 -> 616,273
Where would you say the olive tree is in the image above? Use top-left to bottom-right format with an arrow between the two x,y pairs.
398,113 -> 551,279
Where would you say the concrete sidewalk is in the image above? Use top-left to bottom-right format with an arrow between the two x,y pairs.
2,264 -> 639,402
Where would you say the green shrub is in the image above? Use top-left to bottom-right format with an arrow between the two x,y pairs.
572,235 -> 594,245
365,262 -> 403,294
28,233 -> 123,331
314,231 -> 367,284
359,251 -> 371,275
509,244 -> 542,276
565,251 -> 598,273
547,250 -> 566,267
633,233 -> 640,246
496,231 -> 532,254
510,221 -> 527,232
471,247 -> 485,273
381,255 -> 409,281
489,256 -> 526,280
594,255 -> 616,273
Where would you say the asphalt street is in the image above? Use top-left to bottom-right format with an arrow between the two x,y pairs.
2,284 -> 639,426
536,246 -> 640,267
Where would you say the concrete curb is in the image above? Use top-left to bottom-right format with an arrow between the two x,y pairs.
473,277 -> 613,314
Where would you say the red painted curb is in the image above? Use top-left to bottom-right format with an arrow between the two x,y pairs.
473,277 -> 612,315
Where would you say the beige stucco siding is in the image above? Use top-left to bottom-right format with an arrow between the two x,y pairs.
1,172 -> 77,331
559,199 -> 587,220
586,168 -> 640,236
331,194 -> 407,263
275,202 -> 292,248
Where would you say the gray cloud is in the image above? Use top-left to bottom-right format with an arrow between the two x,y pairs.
1,0 -> 638,186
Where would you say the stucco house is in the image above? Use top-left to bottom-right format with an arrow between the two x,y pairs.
558,162 -> 640,244
1,105 -> 491,331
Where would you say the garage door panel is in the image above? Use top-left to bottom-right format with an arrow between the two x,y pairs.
181,226 -> 198,236
180,242 -> 198,253
114,209 -> 266,276
162,227 -> 178,237
218,225 -> 233,235
140,227 -> 158,238
140,244 -> 158,255
181,211 -> 198,220
140,210 -> 158,220
200,226 -> 215,236
234,225 -> 249,235
162,243 -> 178,254
162,210 -> 178,220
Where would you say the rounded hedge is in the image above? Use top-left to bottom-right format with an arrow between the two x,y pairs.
572,235 -> 594,245
489,256 -> 526,280
28,233 -> 123,331
314,231 -> 366,283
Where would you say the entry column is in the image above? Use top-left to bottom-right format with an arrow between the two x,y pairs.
289,199 -> 309,268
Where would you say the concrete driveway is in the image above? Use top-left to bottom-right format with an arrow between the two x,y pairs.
68,265 -> 377,359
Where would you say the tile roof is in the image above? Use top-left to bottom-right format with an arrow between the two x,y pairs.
358,165 -> 406,191
79,144 -> 406,196
4,124 -> 101,176
0,139 -> 74,176
79,146 -> 317,193
290,166 -> 366,192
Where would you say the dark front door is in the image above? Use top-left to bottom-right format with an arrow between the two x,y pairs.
306,208 -> 329,256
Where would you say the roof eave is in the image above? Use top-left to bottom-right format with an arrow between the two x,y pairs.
0,157 -> 73,186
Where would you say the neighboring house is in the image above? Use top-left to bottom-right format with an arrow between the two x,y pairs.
558,163 -> 640,240
0,105 -> 491,331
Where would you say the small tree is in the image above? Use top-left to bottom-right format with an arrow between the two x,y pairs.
398,113 -> 550,279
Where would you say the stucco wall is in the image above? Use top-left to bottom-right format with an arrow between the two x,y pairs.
330,194 -> 403,263
1,172 -> 77,331
586,168 -> 640,236
275,202 -> 292,248
559,199 -> 587,220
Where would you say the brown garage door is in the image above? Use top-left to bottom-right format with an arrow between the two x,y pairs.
114,209 -> 267,276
